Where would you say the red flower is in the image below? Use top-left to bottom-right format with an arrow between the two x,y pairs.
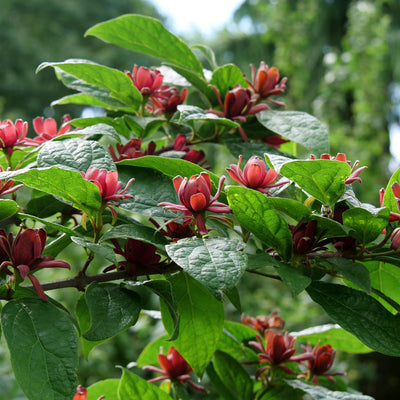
158,172 -> 231,235
81,167 -> 134,203
31,115 -> 72,144
125,65 -> 164,96
302,342 -> 342,384
149,85 -> 188,116
310,153 -> 367,184
143,347 -> 206,392
105,238 -> 165,277
109,139 -> 156,161
73,385 -> 104,400
149,218 -> 195,242
263,134 -> 290,149
250,330 -> 312,377
241,311 -> 285,335
0,167 -> 23,196
0,228 -> 70,300
0,119 -> 33,156
247,62 -> 287,105
227,155 -> 287,194
208,85 -> 268,141
173,135 -> 206,165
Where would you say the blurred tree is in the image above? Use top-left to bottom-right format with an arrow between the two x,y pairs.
0,0 -> 164,121
212,0 -> 400,203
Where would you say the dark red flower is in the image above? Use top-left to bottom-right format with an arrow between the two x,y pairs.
125,65 -> 164,96
207,85 -> 268,141
31,115 -> 72,144
247,62 -> 287,105
381,182 -> 400,222
149,85 -> 188,115
105,238 -> 165,277
0,228 -> 70,300
109,139 -> 156,161
173,134 -> 206,165
227,155 -> 287,194
241,311 -> 285,335
290,219 -> 329,256
0,119 -> 34,156
149,218 -> 195,242
310,153 -> 367,184
263,134 -> 290,149
158,172 -> 231,235
143,347 -> 206,392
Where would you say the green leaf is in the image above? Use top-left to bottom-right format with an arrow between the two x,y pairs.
38,138 -> 116,172
213,351 -> 253,400
37,59 -> 142,109
162,272 -> 224,375
274,261 -> 312,296
83,282 -> 141,341
118,368 -> 171,400
286,379 -> 374,400
324,258 -> 371,293
265,197 -> 311,222
99,222 -> 169,252
75,295 -> 106,359
0,199 -> 18,220
382,166 -> 400,213
280,160 -> 351,206
192,44 -> 218,70
166,237 -> 247,296
227,186 -> 293,259
293,324 -> 373,354
365,261 -> 400,306
0,167 -> 102,217
210,64 -> 248,98
307,281 -> 400,356
1,298 -> 78,400
257,110 -> 329,155
259,383 -> 305,400
86,15 -> 204,75
342,207 -> 389,244
178,105 -> 240,128
87,379 -> 119,400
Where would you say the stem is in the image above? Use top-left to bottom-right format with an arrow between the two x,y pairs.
247,269 -> 282,280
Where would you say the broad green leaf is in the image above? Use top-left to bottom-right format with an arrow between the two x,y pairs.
213,350 -> 253,400
75,295 -> 106,359
86,15 -> 204,75
118,368 -> 171,400
265,197 -> 311,222
280,160 -> 351,206
71,116 -> 131,136
192,44 -> 218,70
365,261 -> 400,306
342,207 -> 389,244
287,379 -> 374,400
0,167 -> 101,217
274,261 -> 312,296
38,138 -> 116,172
87,379 -> 119,400
210,64 -> 248,98
162,272 -> 224,375
324,258 -> 371,293
52,93 -> 130,111
37,59 -> 142,109
1,298 -> 78,400
307,281 -> 400,356
71,237 -> 118,265
54,69 -> 136,112
178,105 -> 240,128
166,237 -> 247,296
257,110 -> 329,155
99,222 -> 169,252
382,166 -> 400,213
123,115 -> 165,139
84,282 -> 141,341
25,193 -> 74,218
227,186 -> 293,259
0,199 -> 18,220
293,324 -> 373,354
61,123 -> 121,141
117,165 -> 179,218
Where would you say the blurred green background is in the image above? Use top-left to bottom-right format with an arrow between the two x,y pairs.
1,0 -> 400,398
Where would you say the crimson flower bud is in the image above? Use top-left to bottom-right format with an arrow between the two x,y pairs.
125,65 -> 164,96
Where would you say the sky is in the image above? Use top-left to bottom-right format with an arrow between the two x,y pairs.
149,0 -> 244,37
